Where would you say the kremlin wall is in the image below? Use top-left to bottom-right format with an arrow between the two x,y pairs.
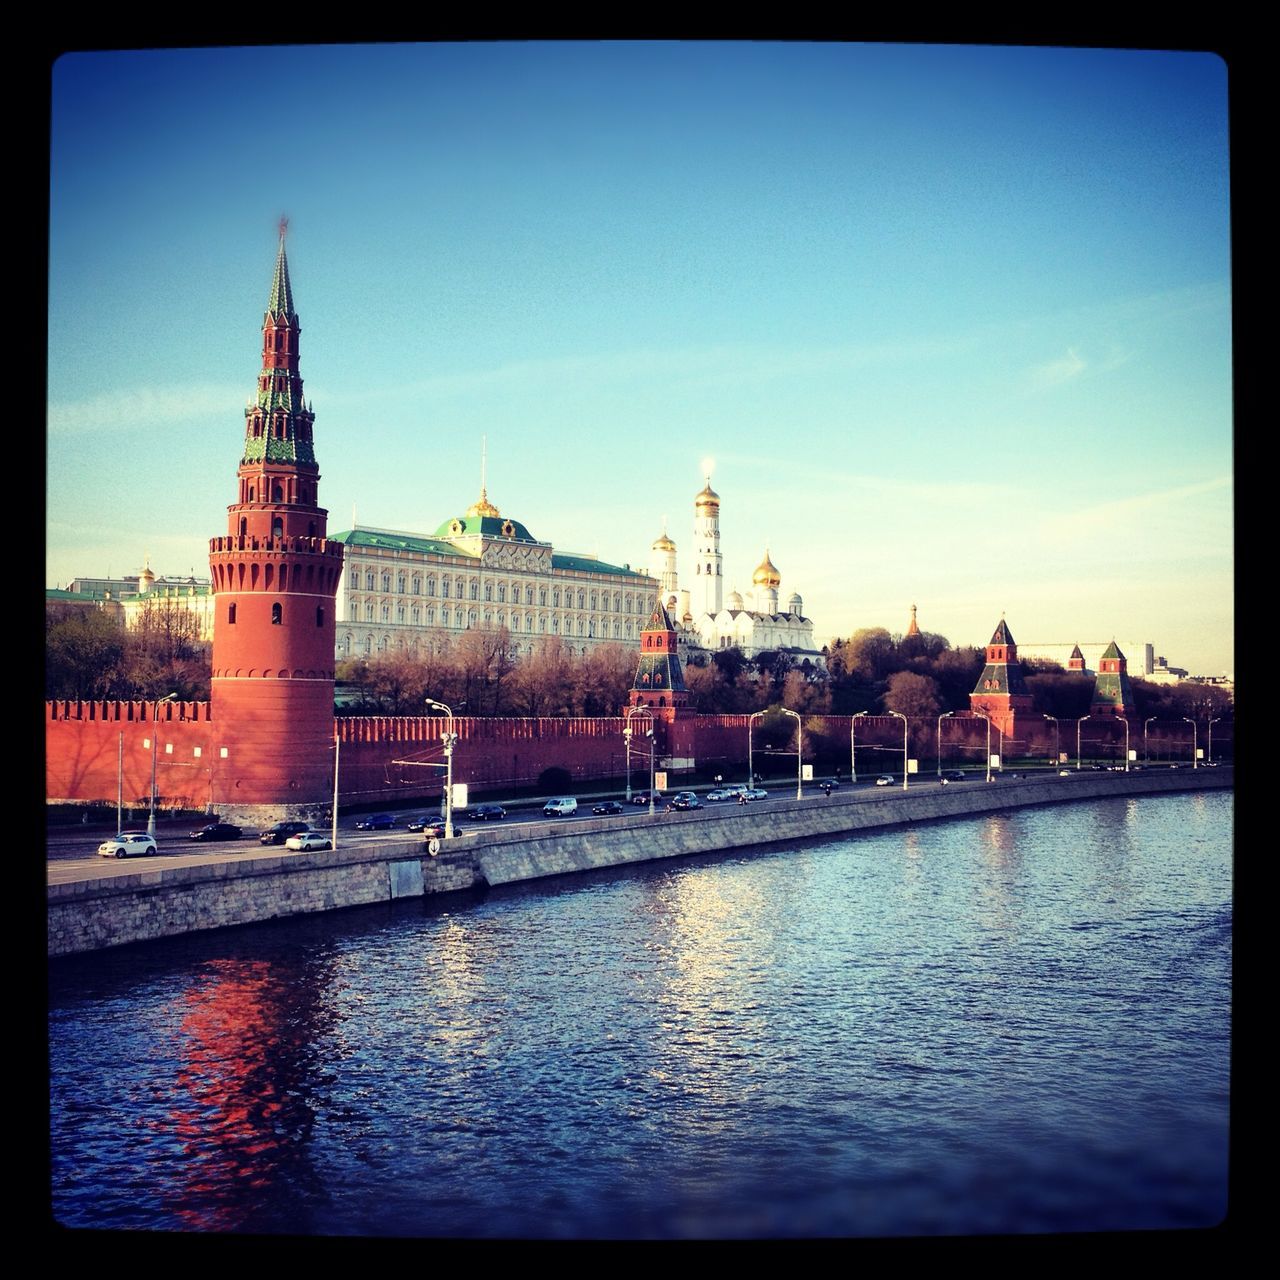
46,230 -> 1152,826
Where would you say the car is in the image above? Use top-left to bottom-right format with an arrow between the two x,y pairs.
543,797 -> 578,817
631,790 -> 664,806
405,816 -> 431,832
97,832 -> 157,859
670,792 -> 701,810
809,777 -> 841,791
355,813 -> 396,830
705,788 -> 742,801
420,821 -> 463,839
284,831 -> 331,851
259,821 -> 312,845
592,800 -> 625,815
875,775 -> 895,786
945,771 -> 967,782
1059,769 -> 1073,776
741,788 -> 768,801
189,822 -> 242,842
468,804 -> 506,821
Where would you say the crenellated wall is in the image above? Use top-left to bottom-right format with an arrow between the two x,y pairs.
47,701 -> 1210,819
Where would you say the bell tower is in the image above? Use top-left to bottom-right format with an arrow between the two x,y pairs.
208,221 -> 345,822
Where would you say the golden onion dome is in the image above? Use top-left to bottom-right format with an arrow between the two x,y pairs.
695,482 -> 720,510
466,487 -> 501,519
652,531 -> 676,552
752,548 -> 781,588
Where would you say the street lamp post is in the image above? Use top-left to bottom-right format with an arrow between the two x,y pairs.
974,711 -> 993,782
425,699 -> 458,837
146,692 -> 177,837
624,706 -> 649,802
747,709 -> 765,790
1042,714 -> 1059,770
647,720 -> 656,816
937,710 -> 955,778
886,710 -> 908,790
1076,715 -> 1091,771
1144,716 -> 1157,764
1207,716 -> 1219,764
781,708 -> 803,799
1121,717 -> 1131,772
1182,716 -> 1198,769
850,711 -> 867,783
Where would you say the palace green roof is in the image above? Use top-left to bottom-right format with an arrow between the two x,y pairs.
432,513 -> 540,543
331,529 -> 478,558
552,552 -> 647,579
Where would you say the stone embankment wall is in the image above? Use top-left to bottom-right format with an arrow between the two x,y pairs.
48,769 -> 1231,957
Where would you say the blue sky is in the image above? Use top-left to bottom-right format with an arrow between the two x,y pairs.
48,43 -> 1233,674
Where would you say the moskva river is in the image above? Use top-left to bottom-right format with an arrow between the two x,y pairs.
49,792 -> 1231,1238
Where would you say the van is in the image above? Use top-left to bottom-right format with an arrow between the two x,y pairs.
543,797 -> 578,817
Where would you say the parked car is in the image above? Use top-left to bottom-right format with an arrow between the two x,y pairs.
631,790 -> 663,806
98,832 -> 157,859
671,792 -> 701,810
468,804 -> 506,821
284,831 -> 331,852
405,816 -> 432,832
592,800 -> 625,815
875,775 -> 895,787
260,821 -> 311,846
189,822 -> 242,842
420,821 -> 463,839
543,797 -> 578,817
355,813 -> 396,830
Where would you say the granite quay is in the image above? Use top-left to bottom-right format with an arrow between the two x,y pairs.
48,766 -> 1230,957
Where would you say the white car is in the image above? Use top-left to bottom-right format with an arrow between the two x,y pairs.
543,797 -> 578,817
98,832 -> 158,859
706,788 -> 743,801
284,831 -> 331,851
741,788 -> 769,801
875,775 -> 895,786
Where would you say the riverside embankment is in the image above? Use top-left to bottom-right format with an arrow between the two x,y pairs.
47,768 -> 1232,956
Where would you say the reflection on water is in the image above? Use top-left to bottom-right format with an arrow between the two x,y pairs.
49,793 -> 1231,1238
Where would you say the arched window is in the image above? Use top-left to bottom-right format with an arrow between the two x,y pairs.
397,574 -> 406,594
412,606 -> 420,624
239,517 -> 247,537
381,604 -> 389,621
228,603 -> 237,624
271,602 -> 282,625
412,576 -> 421,595
365,603 -> 374,621
578,590 -> 586,609
470,580 -> 479,600
539,588 -> 547,606
485,583 -> 493,602
366,572 -> 375,591
382,573 -> 391,592
316,606 -> 325,627
441,579 -> 449,598
272,517 -> 283,539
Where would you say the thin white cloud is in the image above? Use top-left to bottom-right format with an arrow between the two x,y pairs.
48,383 -> 242,434
1030,346 -> 1087,389
1036,476 -> 1232,543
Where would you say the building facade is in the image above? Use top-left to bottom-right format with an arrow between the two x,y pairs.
332,493 -> 658,661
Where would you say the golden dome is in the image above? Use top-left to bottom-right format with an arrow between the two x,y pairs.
652,531 -> 676,551
695,482 -> 720,510
752,548 -> 781,588
466,487 -> 501,519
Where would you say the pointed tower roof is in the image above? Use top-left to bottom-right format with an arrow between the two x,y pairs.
906,603 -> 921,637
267,217 -> 295,319
1100,640 -> 1124,661
631,600 -> 689,708
990,617 -> 1016,646
1070,643 -> 1084,660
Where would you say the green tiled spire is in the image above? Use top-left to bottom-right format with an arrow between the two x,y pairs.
267,216 -> 294,318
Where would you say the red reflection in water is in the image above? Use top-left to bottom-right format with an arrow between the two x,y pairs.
157,956 -> 334,1231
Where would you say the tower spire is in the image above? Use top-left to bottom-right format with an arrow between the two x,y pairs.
267,216 -> 294,319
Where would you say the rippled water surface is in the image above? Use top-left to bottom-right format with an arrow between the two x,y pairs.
49,793 -> 1232,1237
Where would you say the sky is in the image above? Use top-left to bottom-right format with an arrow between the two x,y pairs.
47,42 -> 1233,675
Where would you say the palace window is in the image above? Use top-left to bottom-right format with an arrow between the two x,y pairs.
382,573 -> 391,592
365,603 -> 374,621
397,574 -> 406,594
366,572 -> 375,590
271,602 -> 282,625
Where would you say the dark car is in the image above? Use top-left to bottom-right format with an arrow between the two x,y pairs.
420,821 -> 463,840
946,771 -> 967,782
631,790 -> 663,806
592,800 -> 625,815
671,792 -> 701,810
469,804 -> 506,821
809,777 -> 841,790
189,822 -> 242,842
355,813 -> 396,830
259,820 -> 312,845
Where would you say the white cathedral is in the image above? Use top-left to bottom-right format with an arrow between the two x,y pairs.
648,471 -> 824,669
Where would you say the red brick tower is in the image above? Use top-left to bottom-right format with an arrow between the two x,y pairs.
969,616 -> 1034,739
630,601 -> 690,714
207,222 -> 344,821
1068,643 -> 1086,673
1090,640 -> 1135,716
